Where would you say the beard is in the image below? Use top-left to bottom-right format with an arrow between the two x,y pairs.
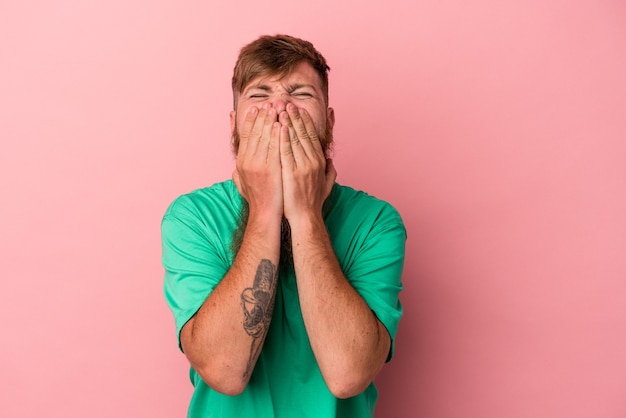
230,119 -> 334,272
231,209 -> 294,273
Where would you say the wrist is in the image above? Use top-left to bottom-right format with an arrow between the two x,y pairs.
247,208 -> 283,231
287,211 -> 326,237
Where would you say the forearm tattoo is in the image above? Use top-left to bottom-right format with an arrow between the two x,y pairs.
240,259 -> 277,380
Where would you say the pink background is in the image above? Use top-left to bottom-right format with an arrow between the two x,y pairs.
1,1 -> 625,417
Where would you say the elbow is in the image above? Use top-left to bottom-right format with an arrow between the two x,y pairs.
325,371 -> 374,399
194,363 -> 248,397
322,352 -> 387,398
181,321 -> 249,396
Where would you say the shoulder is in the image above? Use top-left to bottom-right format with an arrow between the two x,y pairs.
163,180 -> 242,222
328,183 -> 404,229
161,180 -> 243,243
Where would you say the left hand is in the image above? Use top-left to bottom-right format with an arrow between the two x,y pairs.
279,103 -> 336,222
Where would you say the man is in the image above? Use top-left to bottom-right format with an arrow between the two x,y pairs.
162,34 -> 406,417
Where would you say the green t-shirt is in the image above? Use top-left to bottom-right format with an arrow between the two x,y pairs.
162,180 -> 406,418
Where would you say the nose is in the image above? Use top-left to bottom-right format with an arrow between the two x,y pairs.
272,95 -> 290,114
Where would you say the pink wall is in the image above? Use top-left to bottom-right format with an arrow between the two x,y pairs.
1,1 -> 625,417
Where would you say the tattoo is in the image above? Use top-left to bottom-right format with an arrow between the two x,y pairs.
240,259 -> 277,380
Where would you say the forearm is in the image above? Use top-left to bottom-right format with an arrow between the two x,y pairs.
180,212 -> 281,395
290,214 -> 390,398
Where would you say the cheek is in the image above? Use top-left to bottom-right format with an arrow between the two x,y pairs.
234,108 -> 248,133
298,105 -> 325,129
311,113 -> 329,134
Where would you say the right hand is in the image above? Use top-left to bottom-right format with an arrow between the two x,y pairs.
233,104 -> 284,219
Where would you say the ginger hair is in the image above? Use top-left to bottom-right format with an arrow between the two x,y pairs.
231,34 -> 330,108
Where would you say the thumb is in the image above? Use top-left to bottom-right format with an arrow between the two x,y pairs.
326,159 -> 337,178
232,169 -> 242,193
325,159 -> 337,194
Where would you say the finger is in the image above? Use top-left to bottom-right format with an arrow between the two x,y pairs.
279,123 -> 295,169
238,106 -> 258,156
299,107 -> 325,159
285,104 -> 317,159
245,104 -> 271,157
254,106 -> 277,158
279,109 -> 306,167
268,121 -> 281,165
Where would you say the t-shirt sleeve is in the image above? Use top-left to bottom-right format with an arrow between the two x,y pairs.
161,197 -> 230,351
345,204 -> 406,362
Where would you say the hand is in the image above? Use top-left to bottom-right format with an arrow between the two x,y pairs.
279,103 -> 336,222
233,104 -> 283,219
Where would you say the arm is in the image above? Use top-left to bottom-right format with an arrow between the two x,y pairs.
290,214 -> 391,399
180,104 -> 283,395
279,104 -> 390,398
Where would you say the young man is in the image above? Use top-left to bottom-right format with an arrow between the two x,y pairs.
162,34 -> 406,417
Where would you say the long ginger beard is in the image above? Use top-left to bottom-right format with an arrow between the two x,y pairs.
230,120 -> 334,272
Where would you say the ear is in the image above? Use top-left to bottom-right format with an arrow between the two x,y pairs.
230,110 -> 236,135
327,107 -> 335,130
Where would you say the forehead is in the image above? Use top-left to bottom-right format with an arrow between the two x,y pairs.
244,61 -> 323,91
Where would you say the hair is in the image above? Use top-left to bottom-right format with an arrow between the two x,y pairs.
231,34 -> 331,108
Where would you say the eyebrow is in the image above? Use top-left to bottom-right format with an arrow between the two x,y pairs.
286,83 -> 316,92
246,84 -> 272,93
245,83 -> 317,94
